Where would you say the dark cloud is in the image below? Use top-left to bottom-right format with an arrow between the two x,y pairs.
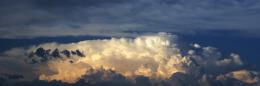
1,0 -> 260,38
27,47 -> 86,63
0,70 -> 259,86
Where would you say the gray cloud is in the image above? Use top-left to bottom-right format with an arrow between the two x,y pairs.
0,0 -> 260,38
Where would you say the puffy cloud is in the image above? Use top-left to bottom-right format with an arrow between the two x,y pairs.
39,60 -> 92,83
0,33 -> 259,86
192,43 -> 201,49
225,70 -> 259,84
215,53 -> 243,66
29,32 -> 189,82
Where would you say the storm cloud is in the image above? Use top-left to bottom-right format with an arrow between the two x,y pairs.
1,0 -> 260,38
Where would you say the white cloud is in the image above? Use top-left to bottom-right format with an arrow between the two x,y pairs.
192,43 -> 201,48
1,33 -> 258,85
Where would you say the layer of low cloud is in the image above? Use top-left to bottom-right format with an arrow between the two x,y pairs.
1,0 -> 260,38
0,33 -> 259,86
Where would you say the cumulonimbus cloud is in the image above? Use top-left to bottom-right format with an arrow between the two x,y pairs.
0,33 -> 259,86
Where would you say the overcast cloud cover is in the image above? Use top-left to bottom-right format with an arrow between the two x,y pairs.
1,0 -> 260,38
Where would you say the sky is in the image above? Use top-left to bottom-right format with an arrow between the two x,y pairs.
0,0 -> 260,86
